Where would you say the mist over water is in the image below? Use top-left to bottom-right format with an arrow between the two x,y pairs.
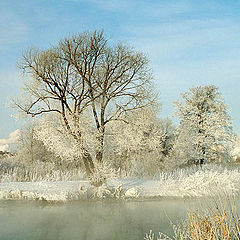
0,199 -> 202,240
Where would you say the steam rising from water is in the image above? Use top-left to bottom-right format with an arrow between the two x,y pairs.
0,199 -> 196,240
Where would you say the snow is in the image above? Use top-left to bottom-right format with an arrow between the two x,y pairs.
1,164 -> 240,201
124,187 -> 140,198
0,181 -> 90,201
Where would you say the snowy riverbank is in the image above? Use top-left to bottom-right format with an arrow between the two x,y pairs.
1,164 -> 240,201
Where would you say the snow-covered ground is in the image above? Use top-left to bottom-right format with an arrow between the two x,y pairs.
0,164 -> 240,201
0,181 -> 90,201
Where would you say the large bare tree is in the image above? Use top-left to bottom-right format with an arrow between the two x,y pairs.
14,30 -> 155,182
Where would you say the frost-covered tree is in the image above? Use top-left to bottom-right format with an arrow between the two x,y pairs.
230,136 -> 240,162
105,107 -> 173,176
158,118 -> 175,158
13,30 -> 155,184
16,121 -> 60,164
174,85 -> 233,165
34,111 -> 97,167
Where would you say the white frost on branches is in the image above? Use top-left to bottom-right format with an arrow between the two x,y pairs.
34,112 -> 98,162
173,85 -> 233,164
106,107 -> 170,176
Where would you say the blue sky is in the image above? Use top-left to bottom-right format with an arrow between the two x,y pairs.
0,0 -> 240,140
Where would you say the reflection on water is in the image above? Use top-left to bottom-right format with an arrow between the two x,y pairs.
0,198 -> 226,240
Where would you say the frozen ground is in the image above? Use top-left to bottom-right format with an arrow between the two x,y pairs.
1,164 -> 240,201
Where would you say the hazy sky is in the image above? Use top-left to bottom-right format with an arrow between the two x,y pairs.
0,0 -> 240,140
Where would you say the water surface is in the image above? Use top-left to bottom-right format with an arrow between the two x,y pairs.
0,198 -> 225,240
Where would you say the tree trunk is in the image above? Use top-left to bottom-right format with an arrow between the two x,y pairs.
96,126 -> 105,163
82,148 -> 106,187
200,146 -> 206,165
82,150 -> 95,177
96,149 -> 103,163
76,132 -> 106,187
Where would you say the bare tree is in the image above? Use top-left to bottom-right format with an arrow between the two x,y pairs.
14,30 -> 155,183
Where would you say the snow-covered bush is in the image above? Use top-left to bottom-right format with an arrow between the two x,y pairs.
153,163 -> 240,197
34,112 -> 97,166
0,157 -> 23,174
88,161 -> 117,186
16,121 -> 61,164
0,157 -> 86,183
144,230 -> 173,240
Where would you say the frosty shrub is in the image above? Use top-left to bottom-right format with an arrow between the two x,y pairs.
144,230 -> 173,240
87,161 -> 116,186
0,157 -> 24,174
0,157 -> 86,182
16,121 -> 61,164
153,163 -> 240,197
34,112 -> 97,166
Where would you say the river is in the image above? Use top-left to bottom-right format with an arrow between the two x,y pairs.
0,198 -> 230,240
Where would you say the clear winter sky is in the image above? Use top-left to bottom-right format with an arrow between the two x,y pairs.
0,0 -> 240,143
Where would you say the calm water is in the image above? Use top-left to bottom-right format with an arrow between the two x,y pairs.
0,198 -> 221,240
